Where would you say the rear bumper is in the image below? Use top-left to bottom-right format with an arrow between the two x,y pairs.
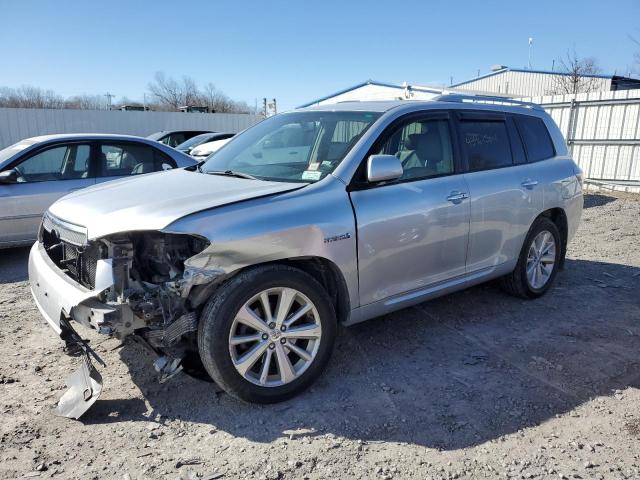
28,242 -> 115,335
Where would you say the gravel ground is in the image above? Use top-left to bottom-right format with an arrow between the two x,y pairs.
0,192 -> 639,480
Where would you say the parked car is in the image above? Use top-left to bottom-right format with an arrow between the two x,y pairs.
189,137 -> 233,159
28,95 -> 583,417
147,130 -> 213,147
0,134 -> 197,248
175,132 -> 235,155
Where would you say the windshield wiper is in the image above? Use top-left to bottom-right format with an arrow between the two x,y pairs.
205,170 -> 258,180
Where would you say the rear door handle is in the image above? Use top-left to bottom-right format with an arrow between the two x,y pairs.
521,179 -> 539,189
446,191 -> 469,204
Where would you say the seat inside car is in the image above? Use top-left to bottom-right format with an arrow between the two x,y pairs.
399,129 -> 442,174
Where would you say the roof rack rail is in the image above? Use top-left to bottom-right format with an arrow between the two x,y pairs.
433,93 -> 544,111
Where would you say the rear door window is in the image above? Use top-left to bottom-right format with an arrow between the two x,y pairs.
458,119 -> 512,171
515,115 -> 555,162
99,143 -> 155,176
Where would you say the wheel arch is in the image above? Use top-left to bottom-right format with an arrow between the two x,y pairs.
538,207 -> 568,268
188,256 -> 351,324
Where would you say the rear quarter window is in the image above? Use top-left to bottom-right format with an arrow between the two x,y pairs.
154,149 -> 177,170
515,116 -> 555,162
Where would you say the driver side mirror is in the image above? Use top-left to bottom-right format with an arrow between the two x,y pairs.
0,169 -> 18,184
367,155 -> 403,183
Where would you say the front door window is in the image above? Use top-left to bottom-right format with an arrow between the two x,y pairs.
14,144 -> 91,182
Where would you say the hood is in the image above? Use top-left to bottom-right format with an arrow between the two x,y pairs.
48,169 -> 303,239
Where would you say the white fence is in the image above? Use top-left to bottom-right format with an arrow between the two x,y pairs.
0,108 -> 262,149
520,89 -> 640,192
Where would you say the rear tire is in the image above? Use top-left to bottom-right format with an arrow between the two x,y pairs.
198,264 -> 337,403
501,217 -> 561,299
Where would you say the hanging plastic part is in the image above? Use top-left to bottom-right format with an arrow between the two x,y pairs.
53,318 -> 106,419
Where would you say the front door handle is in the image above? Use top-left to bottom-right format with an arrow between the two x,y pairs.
446,191 -> 469,204
521,179 -> 539,190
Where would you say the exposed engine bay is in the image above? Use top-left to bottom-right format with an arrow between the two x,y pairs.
93,233 -> 210,344
45,230 -> 222,414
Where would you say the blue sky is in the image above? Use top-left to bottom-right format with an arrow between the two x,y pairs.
1,0 -> 639,110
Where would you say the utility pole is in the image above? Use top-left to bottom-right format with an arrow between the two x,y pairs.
528,37 -> 533,69
104,92 -> 115,110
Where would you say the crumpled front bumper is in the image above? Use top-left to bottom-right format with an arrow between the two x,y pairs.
28,241 -> 114,418
28,242 -> 115,334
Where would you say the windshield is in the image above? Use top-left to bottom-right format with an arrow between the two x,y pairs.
176,133 -> 213,150
0,139 -> 37,166
146,132 -> 166,141
201,111 -> 381,183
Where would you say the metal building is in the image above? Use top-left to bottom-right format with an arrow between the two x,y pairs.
450,66 -> 640,97
298,80 -> 443,108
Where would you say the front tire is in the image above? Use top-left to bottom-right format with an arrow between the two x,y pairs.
501,217 -> 562,299
198,265 -> 337,403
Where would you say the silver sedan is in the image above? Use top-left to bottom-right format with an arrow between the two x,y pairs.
0,133 -> 197,248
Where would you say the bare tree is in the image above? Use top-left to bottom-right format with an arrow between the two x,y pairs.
147,72 -> 183,111
64,94 -> 105,110
0,86 -> 65,109
0,74 -> 254,113
550,50 -> 603,94
201,82 -> 225,112
181,76 -> 200,107
147,72 -> 253,113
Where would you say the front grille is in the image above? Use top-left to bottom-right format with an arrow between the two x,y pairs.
41,212 -> 87,246
41,213 -> 104,289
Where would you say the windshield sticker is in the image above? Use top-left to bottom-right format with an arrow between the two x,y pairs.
307,162 -> 320,171
301,170 -> 322,181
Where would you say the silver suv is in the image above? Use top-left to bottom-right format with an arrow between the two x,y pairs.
28,95 -> 583,417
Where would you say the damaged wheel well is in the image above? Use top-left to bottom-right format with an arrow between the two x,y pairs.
540,208 -> 568,268
187,257 -> 351,324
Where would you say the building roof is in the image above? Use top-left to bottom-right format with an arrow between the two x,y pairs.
449,67 -> 625,88
297,80 -> 442,108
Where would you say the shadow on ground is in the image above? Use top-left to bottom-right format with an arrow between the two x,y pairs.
583,193 -> 618,209
0,246 -> 30,284
80,258 -> 640,450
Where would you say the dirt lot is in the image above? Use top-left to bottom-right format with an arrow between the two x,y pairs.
0,192 -> 639,480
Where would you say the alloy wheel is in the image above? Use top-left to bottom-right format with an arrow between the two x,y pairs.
228,287 -> 322,387
526,230 -> 556,289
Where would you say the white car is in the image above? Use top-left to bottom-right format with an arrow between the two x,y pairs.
189,138 -> 232,159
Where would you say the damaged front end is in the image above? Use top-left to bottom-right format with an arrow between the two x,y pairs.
33,223 -> 221,418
